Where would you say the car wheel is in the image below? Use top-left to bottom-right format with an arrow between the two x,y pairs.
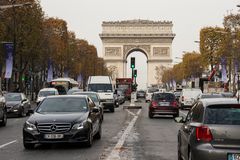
173,112 -> 179,118
0,110 -> 7,126
23,141 -> 35,150
94,124 -> 102,140
148,111 -> 153,118
19,108 -> 26,117
85,128 -> 93,147
110,107 -> 115,113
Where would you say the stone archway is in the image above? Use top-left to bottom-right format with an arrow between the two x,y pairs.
100,20 -> 175,86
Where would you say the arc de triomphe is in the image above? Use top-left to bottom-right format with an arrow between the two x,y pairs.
99,20 -> 175,86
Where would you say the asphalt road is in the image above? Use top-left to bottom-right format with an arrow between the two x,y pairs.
0,100 -> 189,160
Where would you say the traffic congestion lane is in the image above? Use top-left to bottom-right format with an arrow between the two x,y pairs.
0,105 -> 129,160
132,100 -> 182,160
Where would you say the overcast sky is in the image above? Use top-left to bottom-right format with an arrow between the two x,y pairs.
40,0 -> 239,89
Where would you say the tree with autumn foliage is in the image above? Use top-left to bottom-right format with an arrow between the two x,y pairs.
200,27 -> 230,69
0,0 -> 109,93
223,13 -> 240,62
161,52 -> 204,85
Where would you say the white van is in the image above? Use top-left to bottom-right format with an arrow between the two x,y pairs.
179,88 -> 202,109
87,76 -> 115,112
36,88 -> 59,105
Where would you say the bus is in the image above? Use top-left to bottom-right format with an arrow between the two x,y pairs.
116,78 -> 133,100
49,78 -> 79,95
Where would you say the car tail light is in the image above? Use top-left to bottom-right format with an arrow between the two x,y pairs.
196,126 -> 213,142
182,96 -> 184,101
151,101 -> 158,108
171,101 -> 178,107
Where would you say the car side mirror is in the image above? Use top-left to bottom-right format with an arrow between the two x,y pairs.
28,109 -> 34,114
91,107 -> 100,113
174,116 -> 185,123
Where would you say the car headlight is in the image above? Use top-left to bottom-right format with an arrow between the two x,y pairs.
72,121 -> 86,130
25,121 -> 37,131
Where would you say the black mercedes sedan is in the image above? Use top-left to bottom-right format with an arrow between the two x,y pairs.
23,95 -> 102,149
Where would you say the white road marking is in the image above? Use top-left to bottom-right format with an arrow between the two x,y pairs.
126,109 -> 136,116
106,109 -> 141,160
180,110 -> 187,116
0,140 -> 17,149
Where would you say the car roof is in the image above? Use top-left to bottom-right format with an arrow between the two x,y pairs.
201,93 -> 222,96
46,95 -> 88,99
200,98 -> 240,107
73,91 -> 98,95
153,92 -> 173,94
40,88 -> 58,91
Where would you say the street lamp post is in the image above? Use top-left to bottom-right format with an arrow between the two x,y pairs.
237,70 -> 240,103
0,1 -> 32,91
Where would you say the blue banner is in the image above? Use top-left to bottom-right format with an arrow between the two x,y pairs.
221,57 -> 228,83
4,43 -> 13,79
77,74 -> 83,83
47,60 -> 53,82
235,60 -> 239,82
63,69 -> 69,78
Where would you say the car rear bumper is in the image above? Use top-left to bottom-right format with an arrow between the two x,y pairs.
102,102 -> 114,109
150,108 -> 179,115
192,143 -> 240,160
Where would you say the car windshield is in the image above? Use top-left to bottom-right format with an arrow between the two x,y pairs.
148,88 -> 159,93
201,94 -> 223,99
88,84 -> 112,92
36,97 -> 88,113
73,93 -> 99,103
5,93 -> 21,101
184,90 -> 202,97
67,89 -> 81,95
38,91 -> 56,97
205,105 -> 240,125
153,93 -> 175,101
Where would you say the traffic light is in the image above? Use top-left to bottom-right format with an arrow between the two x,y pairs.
21,75 -> 25,81
134,69 -> 137,77
130,57 -> 135,68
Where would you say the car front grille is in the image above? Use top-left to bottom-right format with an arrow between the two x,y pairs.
37,123 -> 71,133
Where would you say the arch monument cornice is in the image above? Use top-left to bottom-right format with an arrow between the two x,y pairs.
100,19 -> 175,86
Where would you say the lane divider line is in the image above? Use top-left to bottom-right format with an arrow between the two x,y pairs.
106,109 -> 141,160
0,140 -> 17,149
126,109 -> 136,116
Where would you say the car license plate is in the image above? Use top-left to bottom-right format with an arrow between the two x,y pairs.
228,153 -> 240,160
44,134 -> 64,139
159,102 -> 169,106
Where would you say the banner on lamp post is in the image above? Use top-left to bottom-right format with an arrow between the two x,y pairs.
4,43 -> 13,79
47,60 -> 53,82
221,57 -> 228,83
77,74 -> 83,88
235,60 -> 239,83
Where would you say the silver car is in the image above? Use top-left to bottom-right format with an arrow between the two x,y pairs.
176,98 -> 240,160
